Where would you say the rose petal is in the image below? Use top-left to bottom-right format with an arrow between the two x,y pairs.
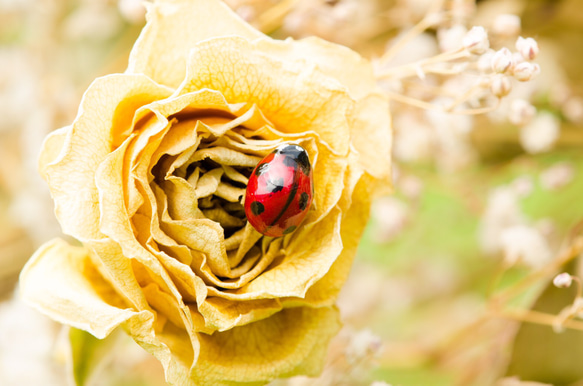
41,75 -> 172,240
127,0 -> 263,88
178,36 -> 353,157
254,37 -> 392,179
19,239 -> 149,339
286,173 -> 374,307
191,306 -> 341,385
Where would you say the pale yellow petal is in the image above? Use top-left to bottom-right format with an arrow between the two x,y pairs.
19,239 -> 149,339
194,168 -> 224,199
285,174 -> 374,307
197,297 -> 282,332
191,306 -> 341,385
94,131 -> 195,331
38,126 -> 69,174
179,36 -> 353,156
229,207 -> 343,299
189,146 -> 262,167
254,37 -> 377,100
252,37 -> 392,178
41,75 -> 171,240
127,0 -> 263,88
85,238 -> 152,312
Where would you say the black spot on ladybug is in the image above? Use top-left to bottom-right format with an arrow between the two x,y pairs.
255,162 -> 269,176
250,201 -> 264,216
268,176 -> 285,193
283,225 -> 297,234
299,192 -> 309,210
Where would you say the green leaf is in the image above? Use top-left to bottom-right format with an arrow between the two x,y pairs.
506,261 -> 583,384
69,327 -> 122,386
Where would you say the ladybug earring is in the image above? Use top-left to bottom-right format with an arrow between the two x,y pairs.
244,143 -> 314,237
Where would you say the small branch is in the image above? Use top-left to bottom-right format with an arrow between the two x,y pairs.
492,237 -> 583,306
255,0 -> 297,32
385,90 -> 500,115
385,90 -> 440,110
451,100 -> 500,115
376,49 -> 469,80
380,0 -> 445,62
445,83 -> 485,111
496,308 -> 583,332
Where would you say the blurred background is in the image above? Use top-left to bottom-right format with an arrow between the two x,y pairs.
1,0 -> 583,385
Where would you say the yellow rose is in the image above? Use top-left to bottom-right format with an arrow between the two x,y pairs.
19,0 -> 392,384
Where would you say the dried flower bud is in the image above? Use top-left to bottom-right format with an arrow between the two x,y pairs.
235,5 -> 256,22
509,99 -> 536,126
513,62 -> 540,82
516,36 -> 539,61
463,26 -> 489,54
492,14 -> 521,37
491,48 -> 513,73
438,25 -> 467,52
345,329 -> 383,364
553,273 -> 573,288
491,76 -> 512,98
500,225 -> 552,269
511,175 -> 534,198
520,111 -> 560,154
477,76 -> 492,88
118,0 -> 146,23
477,49 -> 495,72
563,96 -> 583,123
540,163 -> 575,191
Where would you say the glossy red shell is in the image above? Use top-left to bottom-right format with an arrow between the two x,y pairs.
244,144 -> 313,237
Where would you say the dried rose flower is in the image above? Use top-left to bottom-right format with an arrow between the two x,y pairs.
19,0 -> 392,384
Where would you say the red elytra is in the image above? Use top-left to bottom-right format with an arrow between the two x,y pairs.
244,143 -> 313,237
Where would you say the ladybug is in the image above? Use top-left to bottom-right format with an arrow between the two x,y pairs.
244,143 -> 314,237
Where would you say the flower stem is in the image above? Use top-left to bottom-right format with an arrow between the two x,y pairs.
380,0 -> 445,62
495,308 -> 583,332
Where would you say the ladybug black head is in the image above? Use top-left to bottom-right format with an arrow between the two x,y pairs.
275,144 -> 311,176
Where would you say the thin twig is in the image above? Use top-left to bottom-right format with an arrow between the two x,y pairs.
492,237 -> 583,306
376,49 -> 469,80
386,90 -> 500,115
496,308 -> 583,332
380,0 -> 445,62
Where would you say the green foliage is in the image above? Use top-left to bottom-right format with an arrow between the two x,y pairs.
69,327 -> 121,386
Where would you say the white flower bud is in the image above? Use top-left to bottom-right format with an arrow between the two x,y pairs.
438,25 -> 467,52
477,49 -> 495,72
563,96 -> 583,123
492,14 -> 521,37
491,47 -> 513,73
553,273 -> 573,288
491,76 -> 512,98
511,175 -> 534,198
463,26 -> 489,55
500,225 -> 552,269
520,111 -> 560,154
118,0 -> 146,23
509,99 -> 536,126
513,62 -> 540,82
511,52 -> 525,68
516,36 -> 539,61
477,76 -> 492,88
540,163 -> 575,191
